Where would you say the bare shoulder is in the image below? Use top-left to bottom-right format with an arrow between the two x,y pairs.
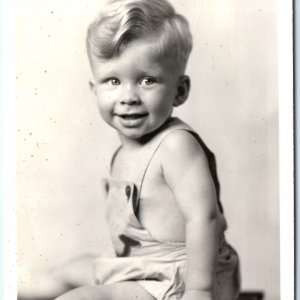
157,129 -> 217,219
158,129 -> 207,164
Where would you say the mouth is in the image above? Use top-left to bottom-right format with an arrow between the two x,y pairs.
115,113 -> 148,128
117,113 -> 148,120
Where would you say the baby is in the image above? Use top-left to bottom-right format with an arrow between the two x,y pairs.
56,0 -> 240,299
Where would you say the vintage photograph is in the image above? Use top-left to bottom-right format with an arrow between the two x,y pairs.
15,0 -> 290,299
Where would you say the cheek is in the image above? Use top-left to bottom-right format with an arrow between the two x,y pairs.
149,90 -> 174,114
96,101 -> 113,125
97,100 -> 112,117
95,100 -> 112,123
95,90 -> 115,111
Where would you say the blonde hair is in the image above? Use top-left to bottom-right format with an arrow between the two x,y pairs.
86,0 -> 193,73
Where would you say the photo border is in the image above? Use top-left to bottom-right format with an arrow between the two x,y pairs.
1,0 -> 295,299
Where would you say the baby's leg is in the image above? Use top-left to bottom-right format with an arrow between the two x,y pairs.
55,281 -> 156,300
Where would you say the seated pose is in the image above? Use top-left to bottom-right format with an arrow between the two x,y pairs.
56,0 -> 240,299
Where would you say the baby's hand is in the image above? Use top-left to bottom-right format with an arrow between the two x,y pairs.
181,290 -> 213,300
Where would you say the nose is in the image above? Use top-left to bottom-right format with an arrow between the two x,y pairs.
120,95 -> 141,105
120,85 -> 141,105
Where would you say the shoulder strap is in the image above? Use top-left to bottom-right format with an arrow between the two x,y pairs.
137,117 -> 224,214
109,145 -> 122,175
137,117 -> 192,199
185,131 -> 223,214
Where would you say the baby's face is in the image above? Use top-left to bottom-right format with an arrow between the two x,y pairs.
90,38 -> 180,142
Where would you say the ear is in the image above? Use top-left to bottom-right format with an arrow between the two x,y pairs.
173,75 -> 190,107
89,79 -> 97,96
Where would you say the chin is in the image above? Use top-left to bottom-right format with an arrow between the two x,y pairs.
124,132 -> 147,140
118,128 -> 145,139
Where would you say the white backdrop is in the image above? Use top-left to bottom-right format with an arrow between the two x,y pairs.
17,1 -> 279,299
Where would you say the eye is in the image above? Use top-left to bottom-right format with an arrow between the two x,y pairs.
106,78 -> 120,86
140,77 -> 155,86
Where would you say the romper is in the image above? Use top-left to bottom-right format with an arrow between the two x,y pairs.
94,117 -> 240,300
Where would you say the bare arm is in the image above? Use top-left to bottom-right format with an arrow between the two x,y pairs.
160,131 -> 218,300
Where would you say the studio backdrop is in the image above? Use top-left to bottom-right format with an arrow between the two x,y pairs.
17,1 -> 279,299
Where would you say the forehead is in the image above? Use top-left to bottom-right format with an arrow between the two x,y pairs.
90,38 -> 175,76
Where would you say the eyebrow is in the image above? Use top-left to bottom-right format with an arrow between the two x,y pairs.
95,72 -> 118,84
138,71 -> 157,78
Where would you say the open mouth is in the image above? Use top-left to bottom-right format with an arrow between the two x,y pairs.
116,113 -> 148,128
118,113 -> 147,120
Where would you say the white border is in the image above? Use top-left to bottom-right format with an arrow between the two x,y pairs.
278,0 -> 294,299
2,0 -> 17,299
1,0 -> 294,299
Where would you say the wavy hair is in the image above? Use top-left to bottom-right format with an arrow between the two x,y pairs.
86,0 -> 192,72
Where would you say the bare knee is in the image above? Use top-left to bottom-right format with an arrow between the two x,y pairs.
55,285 -> 107,300
55,282 -> 155,300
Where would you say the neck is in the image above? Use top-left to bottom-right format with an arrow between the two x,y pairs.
118,117 -> 174,150
118,130 -> 157,150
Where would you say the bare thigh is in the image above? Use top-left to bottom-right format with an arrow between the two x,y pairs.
55,282 -> 156,300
